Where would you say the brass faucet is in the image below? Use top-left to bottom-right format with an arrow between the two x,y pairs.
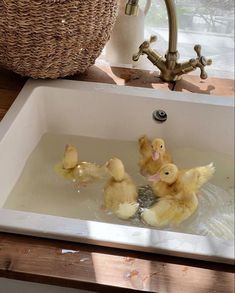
125,0 -> 212,82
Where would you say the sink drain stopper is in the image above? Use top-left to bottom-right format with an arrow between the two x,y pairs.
152,110 -> 167,123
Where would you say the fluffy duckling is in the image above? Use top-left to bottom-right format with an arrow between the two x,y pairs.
55,144 -> 107,186
63,144 -> 78,170
54,144 -> 79,180
142,162 -> 214,227
104,158 -> 139,220
138,135 -> 173,176
149,162 -> 215,198
141,191 -> 199,227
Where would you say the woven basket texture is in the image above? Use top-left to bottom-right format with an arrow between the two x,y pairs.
0,0 -> 118,78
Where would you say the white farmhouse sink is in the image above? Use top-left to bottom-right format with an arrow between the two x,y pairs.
0,79 -> 234,264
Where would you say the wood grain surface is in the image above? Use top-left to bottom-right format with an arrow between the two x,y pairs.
0,233 -> 234,293
0,66 -> 234,292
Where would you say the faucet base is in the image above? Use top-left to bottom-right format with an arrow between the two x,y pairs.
159,72 -> 182,82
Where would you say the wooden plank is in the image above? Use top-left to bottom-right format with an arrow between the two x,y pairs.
0,233 -> 234,293
0,108 -> 6,121
0,67 -> 27,91
174,75 -> 235,96
0,89 -> 21,108
70,66 -> 174,91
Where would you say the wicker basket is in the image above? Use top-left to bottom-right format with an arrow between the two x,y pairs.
0,0 -> 118,78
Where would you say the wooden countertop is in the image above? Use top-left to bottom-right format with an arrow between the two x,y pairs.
0,66 -> 234,292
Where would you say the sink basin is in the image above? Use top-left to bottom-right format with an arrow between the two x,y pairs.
0,79 -> 234,263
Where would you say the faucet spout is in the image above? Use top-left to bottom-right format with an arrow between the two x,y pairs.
165,0 -> 177,54
125,0 -> 178,56
125,0 -> 139,16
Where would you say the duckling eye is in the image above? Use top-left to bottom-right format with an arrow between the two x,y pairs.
165,172 -> 169,175
160,145 -> 163,148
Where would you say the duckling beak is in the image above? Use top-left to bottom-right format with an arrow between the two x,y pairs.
152,151 -> 160,161
148,172 -> 160,182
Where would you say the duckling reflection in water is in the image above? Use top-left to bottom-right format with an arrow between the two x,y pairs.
141,163 -> 215,227
54,144 -> 107,187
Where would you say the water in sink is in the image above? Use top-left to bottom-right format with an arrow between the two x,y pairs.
3,133 -> 234,240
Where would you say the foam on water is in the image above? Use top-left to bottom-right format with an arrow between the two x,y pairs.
3,133 -> 234,240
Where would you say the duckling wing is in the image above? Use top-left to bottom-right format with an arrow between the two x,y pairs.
194,163 -> 215,190
181,163 -> 215,193
180,169 -> 198,193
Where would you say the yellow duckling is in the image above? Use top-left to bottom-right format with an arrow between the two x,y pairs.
63,144 -> 78,170
104,158 -> 139,220
138,135 -> 173,176
54,144 -> 79,180
142,162 -> 215,227
149,162 -> 215,198
54,144 -> 107,186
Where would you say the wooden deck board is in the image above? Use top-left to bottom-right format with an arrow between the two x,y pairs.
0,233 -> 234,293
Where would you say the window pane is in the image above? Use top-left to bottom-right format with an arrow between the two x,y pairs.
140,0 -> 234,78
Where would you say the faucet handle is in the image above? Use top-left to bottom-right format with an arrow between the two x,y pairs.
149,35 -> 158,43
133,35 -> 157,61
193,44 -> 212,79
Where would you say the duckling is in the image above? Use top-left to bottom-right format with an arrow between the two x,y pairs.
63,144 -> 78,170
141,191 -> 199,227
138,135 -> 173,176
104,158 -> 139,220
54,144 -> 79,180
142,163 -> 202,227
149,162 -> 215,198
54,144 -> 107,186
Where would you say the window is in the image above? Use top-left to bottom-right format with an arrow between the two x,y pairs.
100,0 -> 234,80
142,0 -> 234,78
